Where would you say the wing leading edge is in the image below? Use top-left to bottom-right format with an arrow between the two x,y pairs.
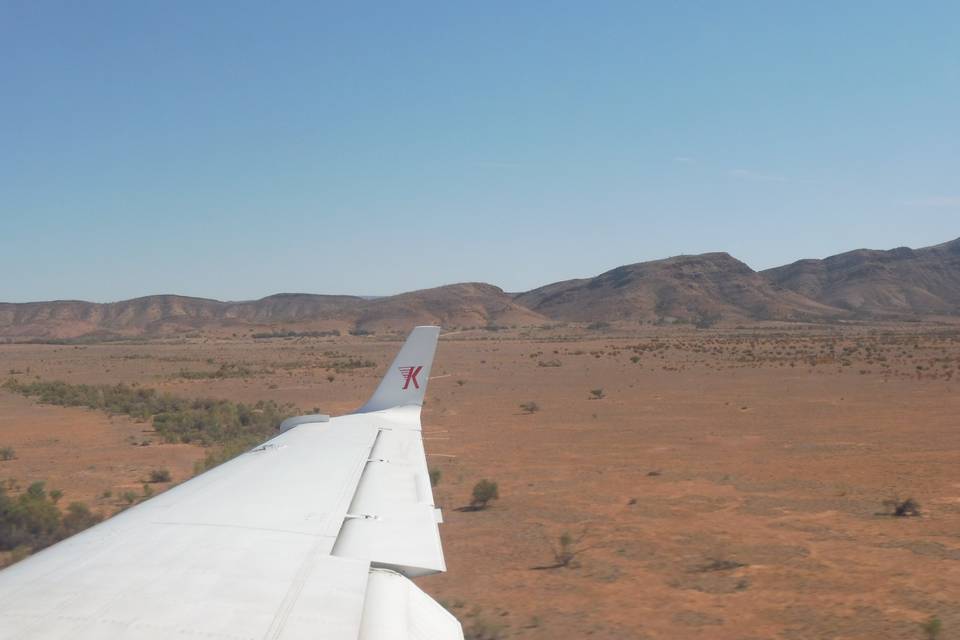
0,326 -> 462,640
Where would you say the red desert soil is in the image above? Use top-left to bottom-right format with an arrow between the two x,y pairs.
1,323 -> 959,639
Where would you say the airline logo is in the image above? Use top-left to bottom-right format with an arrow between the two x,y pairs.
399,366 -> 423,390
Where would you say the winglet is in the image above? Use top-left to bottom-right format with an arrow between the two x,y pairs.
358,326 -> 440,413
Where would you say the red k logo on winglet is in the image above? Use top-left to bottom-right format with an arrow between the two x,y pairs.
399,366 -> 423,390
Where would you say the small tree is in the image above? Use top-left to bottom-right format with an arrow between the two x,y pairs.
519,401 -> 540,414
49,489 -> 63,504
471,480 -> 499,510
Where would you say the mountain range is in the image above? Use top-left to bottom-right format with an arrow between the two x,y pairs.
2,237 -> 958,339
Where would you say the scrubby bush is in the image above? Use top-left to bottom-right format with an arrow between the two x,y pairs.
519,401 -> 540,414
464,617 -> 505,640
550,529 -> 594,568
922,616 -> 942,640
148,469 -> 172,483
3,378 -> 297,471
471,480 -> 499,510
429,468 -> 441,488
252,330 -> 340,339
0,447 -> 14,461
0,484 -> 100,555
884,497 -> 921,517
61,502 -> 101,536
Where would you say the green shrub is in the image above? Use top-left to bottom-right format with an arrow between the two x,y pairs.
4,378 -> 297,470
60,502 -> 101,536
148,469 -> 172,483
0,484 -> 99,555
471,480 -> 499,510
922,616 -> 942,640
464,617 -> 505,640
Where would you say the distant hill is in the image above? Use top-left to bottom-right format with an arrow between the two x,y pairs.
2,237 -> 959,339
762,238 -> 960,317
515,252 -> 842,323
351,283 -> 545,332
0,284 -> 540,339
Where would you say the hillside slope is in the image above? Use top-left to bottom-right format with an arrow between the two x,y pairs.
515,253 -> 842,322
762,237 -> 960,317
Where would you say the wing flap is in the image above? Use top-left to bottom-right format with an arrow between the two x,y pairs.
358,569 -> 463,640
332,415 -> 445,577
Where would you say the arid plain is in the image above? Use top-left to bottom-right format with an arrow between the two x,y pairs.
1,323 -> 959,639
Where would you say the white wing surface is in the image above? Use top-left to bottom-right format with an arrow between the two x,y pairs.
0,326 -> 462,640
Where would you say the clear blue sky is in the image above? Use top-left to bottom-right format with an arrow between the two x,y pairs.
2,2 -> 958,302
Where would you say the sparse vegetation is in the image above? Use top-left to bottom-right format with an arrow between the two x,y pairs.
429,467 -> 441,487
539,528 -> 595,569
252,329 -> 340,339
519,401 -> 540,414
470,479 -> 499,510
0,447 -> 15,461
177,363 -> 260,380
922,615 -> 942,640
148,469 -> 172,483
694,311 -> 723,329
323,358 -> 376,373
0,482 -> 101,557
883,497 -> 921,517
3,378 -> 297,472
464,617 -> 506,640
589,388 -> 605,400
697,558 -> 747,572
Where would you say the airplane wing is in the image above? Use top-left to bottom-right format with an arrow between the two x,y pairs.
0,326 -> 463,640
